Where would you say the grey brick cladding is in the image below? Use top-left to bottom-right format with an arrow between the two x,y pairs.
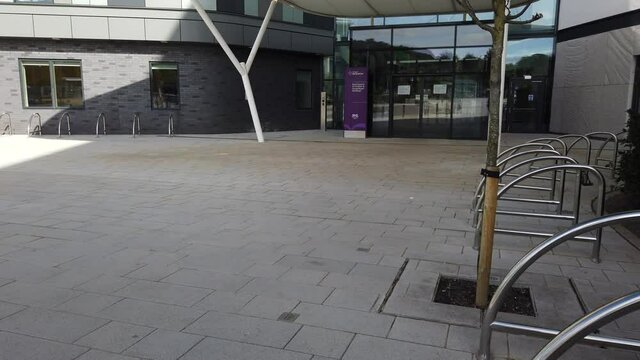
0,38 -> 322,135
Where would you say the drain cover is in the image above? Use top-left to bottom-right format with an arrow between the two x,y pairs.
277,312 -> 300,322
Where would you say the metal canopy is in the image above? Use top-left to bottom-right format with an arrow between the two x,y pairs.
283,0 -> 533,17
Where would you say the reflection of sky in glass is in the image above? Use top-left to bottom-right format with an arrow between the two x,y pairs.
456,25 -> 492,46
506,37 -> 554,65
393,26 -> 454,48
352,29 -> 391,45
511,0 -> 557,26
385,15 -> 437,25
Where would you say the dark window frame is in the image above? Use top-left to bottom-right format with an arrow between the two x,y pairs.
149,61 -> 181,111
633,56 -> 640,113
19,58 -> 85,110
295,69 -> 313,110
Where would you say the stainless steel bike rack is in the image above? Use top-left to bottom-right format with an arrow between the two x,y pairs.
0,112 -> 13,135
132,112 -> 141,138
58,112 -> 71,138
586,132 -> 619,175
499,143 -> 557,159
472,156 -> 578,230
472,150 -> 563,210
478,211 -> 640,360
27,113 -> 42,136
533,290 -> 640,360
526,138 -> 568,156
558,134 -> 592,165
168,113 -> 175,137
475,164 -> 606,262
96,113 -> 107,137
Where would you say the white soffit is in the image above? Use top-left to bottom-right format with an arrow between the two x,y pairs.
284,0 -> 536,17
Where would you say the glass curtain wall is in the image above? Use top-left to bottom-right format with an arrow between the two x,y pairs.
345,23 -> 492,139
325,1 -> 558,136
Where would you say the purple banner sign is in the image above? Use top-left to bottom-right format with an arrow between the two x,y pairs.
344,67 -> 368,131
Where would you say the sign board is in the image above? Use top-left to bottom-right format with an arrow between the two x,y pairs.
344,67 -> 368,132
433,84 -> 448,95
397,85 -> 411,96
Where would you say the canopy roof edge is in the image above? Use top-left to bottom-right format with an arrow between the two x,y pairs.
282,0 -> 536,18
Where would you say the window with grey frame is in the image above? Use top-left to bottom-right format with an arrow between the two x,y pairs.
150,62 -> 180,110
20,59 -> 84,108
296,70 -> 313,110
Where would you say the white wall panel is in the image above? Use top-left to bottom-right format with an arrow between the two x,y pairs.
559,0 -> 640,29
33,15 -> 72,38
72,16 -> 109,39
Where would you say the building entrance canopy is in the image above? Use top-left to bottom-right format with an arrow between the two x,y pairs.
192,0 -> 535,142
283,0 -> 533,17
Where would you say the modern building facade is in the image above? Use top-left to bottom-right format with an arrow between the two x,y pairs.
0,0 -> 334,135
1,1 -> 637,139
550,0 -> 640,134
324,0 -> 559,140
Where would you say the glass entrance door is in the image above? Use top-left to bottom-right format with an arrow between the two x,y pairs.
392,76 -> 453,138
505,77 -> 547,133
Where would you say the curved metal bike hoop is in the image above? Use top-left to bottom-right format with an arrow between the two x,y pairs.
132,113 -> 141,138
96,113 -> 107,137
478,211 -> 640,360
499,143 -> 556,159
533,290 -> 640,360
0,112 -> 13,135
58,112 -> 71,138
558,134 -> 592,165
527,138 -> 568,156
473,156 -> 577,220
168,113 -> 175,137
586,132 -> 619,172
472,150 -> 563,209
28,113 -> 42,136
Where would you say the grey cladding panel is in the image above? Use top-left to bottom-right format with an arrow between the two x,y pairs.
107,0 -> 145,7
71,17 -> 109,40
215,22 -> 243,46
243,26 -> 259,47
180,19 -> 215,43
312,35 -> 334,55
0,14 -> 34,37
268,29 -> 291,51
145,18 -> 181,42
108,17 -> 145,40
33,15 -> 72,38
291,32 -> 313,53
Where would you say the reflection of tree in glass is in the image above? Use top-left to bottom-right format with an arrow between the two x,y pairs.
506,53 -> 550,76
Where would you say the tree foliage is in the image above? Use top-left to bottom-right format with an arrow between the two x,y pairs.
618,110 -> 640,199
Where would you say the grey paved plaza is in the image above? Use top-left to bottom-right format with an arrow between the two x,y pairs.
0,131 -> 638,360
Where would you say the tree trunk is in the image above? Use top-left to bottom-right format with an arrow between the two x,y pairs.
475,0 -> 506,309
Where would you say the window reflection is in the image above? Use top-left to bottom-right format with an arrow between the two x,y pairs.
22,63 -> 52,107
150,62 -> 180,110
456,25 -> 492,46
506,37 -> 554,77
456,47 -> 491,73
54,64 -> 83,108
352,29 -> 392,50
394,48 -> 454,74
453,74 -> 489,138
393,26 -> 454,48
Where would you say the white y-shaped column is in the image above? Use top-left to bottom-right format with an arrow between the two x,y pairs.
192,0 -> 279,143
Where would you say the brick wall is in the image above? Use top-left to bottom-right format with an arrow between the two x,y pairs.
0,38 -> 322,135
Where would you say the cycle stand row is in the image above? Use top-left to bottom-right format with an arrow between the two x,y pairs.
472,133 -> 624,263
0,112 -> 176,138
478,211 -> 640,360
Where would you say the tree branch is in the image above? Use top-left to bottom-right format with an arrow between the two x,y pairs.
455,0 -> 496,35
507,1 -> 533,21
507,12 -> 543,25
